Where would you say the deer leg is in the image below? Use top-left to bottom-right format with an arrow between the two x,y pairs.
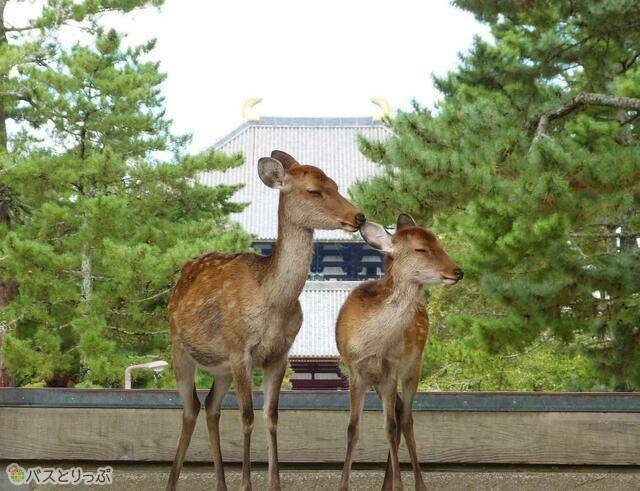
263,356 -> 288,491
205,374 -> 232,491
339,374 -> 367,491
166,344 -> 199,491
231,360 -> 254,491
377,377 -> 403,491
399,368 -> 426,491
382,396 -> 404,491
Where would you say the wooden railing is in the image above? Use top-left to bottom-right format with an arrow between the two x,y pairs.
1,389 -> 639,465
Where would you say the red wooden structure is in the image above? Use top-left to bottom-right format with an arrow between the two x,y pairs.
289,358 -> 348,390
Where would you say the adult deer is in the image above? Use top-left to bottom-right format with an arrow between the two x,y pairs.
336,214 -> 463,491
166,150 -> 365,491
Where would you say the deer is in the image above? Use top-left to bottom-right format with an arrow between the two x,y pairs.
336,213 -> 463,491
166,150 -> 365,491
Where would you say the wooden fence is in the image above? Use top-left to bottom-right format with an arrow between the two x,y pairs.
1,389 -> 639,465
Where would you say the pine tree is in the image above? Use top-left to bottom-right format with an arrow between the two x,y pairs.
0,10 -> 250,386
0,0 -> 166,385
354,0 -> 640,390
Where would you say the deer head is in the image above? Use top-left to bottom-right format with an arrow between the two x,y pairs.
360,213 -> 463,285
258,150 -> 365,231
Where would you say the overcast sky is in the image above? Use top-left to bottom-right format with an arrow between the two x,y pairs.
10,0 -> 490,152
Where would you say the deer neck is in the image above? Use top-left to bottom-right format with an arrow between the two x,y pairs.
384,269 -> 423,317
263,194 -> 314,305
376,264 -> 423,349
355,270 -> 422,364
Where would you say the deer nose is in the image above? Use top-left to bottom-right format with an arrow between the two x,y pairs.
355,213 -> 366,226
454,268 -> 464,280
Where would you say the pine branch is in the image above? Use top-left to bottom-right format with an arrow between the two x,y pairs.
570,231 -> 640,239
620,111 -> 640,127
105,325 -> 167,337
0,88 -> 29,99
619,51 -> 640,74
0,88 -> 37,107
0,315 -> 23,329
530,92 -> 640,152
498,341 -> 545,360
4,25 -> 35,33
137,288 -> 171,303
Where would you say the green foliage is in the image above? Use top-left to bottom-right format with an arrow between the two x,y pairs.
354,0 -> 640,390
0,0 -> 164,148
0,7 -> 251,387
422,281 -> 597,391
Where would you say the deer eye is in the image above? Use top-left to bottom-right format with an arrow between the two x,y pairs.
307,190 -> 322,197
415,248 -> 427,253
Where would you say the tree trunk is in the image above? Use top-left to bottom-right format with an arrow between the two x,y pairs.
0,0 -> 16,386
0,279 -> 17,387
81,248 -> 92,302
80,212 -> 92,302
0,0 -> 7,151
0,0 -> 14,303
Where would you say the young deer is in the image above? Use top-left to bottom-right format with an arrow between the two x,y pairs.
336,214 -> 463,491
166,150 -> 364,491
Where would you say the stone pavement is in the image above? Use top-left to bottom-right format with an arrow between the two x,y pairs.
3,463 -> 639,491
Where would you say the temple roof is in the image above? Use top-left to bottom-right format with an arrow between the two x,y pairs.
200,116 -> 391,241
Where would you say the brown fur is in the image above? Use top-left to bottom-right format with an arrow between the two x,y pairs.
166,151 -> 363,491
336,216 -> 461,491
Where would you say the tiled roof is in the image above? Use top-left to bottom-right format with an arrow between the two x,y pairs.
200,117 -> 391,241
289,281 -> 361,358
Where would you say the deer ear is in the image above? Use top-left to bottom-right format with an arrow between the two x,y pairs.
270,150 -> 300,170
360,222 -> 393,253
396,213 -> 416,231
258,157 -> 285,189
